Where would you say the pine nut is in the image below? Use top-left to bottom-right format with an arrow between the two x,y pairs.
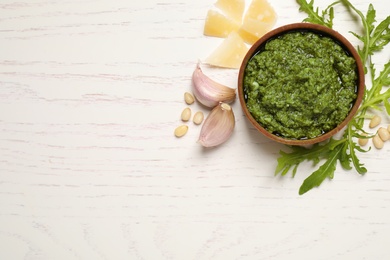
174,125 -> 188,137
369,115 -> 381,128
181,107 -> 191,121
193,111 -> 204,125
358,133 -> 369,146
184,92 -> 195,105
358,138 -> 369,146
378,127 -> 390,141
373,134 -> 384,149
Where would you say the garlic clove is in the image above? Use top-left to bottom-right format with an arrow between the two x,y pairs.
198,102 -> 235,147
192,62 -> 236,108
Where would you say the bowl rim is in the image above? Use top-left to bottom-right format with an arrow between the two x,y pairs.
238,22 -> 365,146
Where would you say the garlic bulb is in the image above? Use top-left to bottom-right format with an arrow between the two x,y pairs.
198,102 -> 235,147
192,63 -> 236,108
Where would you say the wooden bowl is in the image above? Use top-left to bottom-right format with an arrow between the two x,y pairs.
238,23 -> 365,146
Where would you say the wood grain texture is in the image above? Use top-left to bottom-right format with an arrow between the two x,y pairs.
0,0 -> 389,259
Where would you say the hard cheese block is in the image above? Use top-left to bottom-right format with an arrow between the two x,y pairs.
202,0 -> 277,68
238,18 -> 274,44
205,31 -> 249,69
238,0 -> 277,44
204,9 -> 240,38
214,0 -> 245,22
244,0 -> 277,23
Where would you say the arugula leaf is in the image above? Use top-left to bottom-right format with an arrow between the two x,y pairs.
369,16 -> 390,53
347,136 -> 368,175
275,144 -> 324,177
299,143 -> 343,195
375,61 -> 390,86
342,0 -> 390,65
296,0 -> 339,28
278,0 -> 390,195
359,61 -> 390,111
276,138 -> 345,175
385,99 -> 390,115
365,4 -> 376,34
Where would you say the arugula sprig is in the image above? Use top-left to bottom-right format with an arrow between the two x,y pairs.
345,3 -> 390,69
275,0 -> 390,195
296,0 -> 340,28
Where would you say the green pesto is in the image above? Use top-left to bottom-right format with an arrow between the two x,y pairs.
243,31 -> 358,140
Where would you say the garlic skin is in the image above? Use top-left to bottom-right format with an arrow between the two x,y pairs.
192,63 -> 236,108
198,103 -> 235,147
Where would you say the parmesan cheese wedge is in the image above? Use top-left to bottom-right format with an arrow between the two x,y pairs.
202,0 -> 278,69
215,0 -> 245,23
244,0 -> 277,24
204,9 -> 240,38
238,18 -> 274,44
238,0 -> 277,44
204,31 -> 249,69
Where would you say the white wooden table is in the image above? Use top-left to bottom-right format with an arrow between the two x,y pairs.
1,0 -> 389,259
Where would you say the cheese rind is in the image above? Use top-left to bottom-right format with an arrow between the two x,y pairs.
205,32 -> 249,69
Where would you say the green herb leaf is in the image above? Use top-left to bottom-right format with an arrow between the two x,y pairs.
349,142 -> 368,174
296,0 -> 339,28
385,100 -> 390,115
299,144 -> 343,195
365,4 -> 376,34
339,142 -> 352,170
275,146 -> 316,177
276,138 -> 345,177
369,16 -> 390,54
280,0 -> 390,194
359,61 -> 390,111
376,61 -> 390,86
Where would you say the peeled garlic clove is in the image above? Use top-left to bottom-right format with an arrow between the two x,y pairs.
198,102 -> 235,147
192,63 -> 236,108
